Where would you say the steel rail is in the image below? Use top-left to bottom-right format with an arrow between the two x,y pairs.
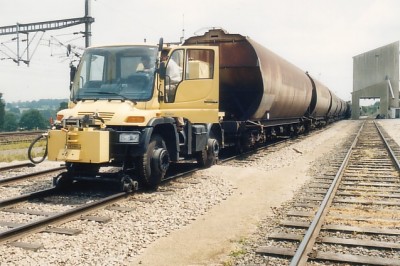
0,187 -> 58,208
0,131 -> 44,137
0,162 -> 34,172
219,138 -> 287,163
289,121 -> 365,266
0,166 -> 65,185
374,121 -> 400,171
0,191 -> 128,244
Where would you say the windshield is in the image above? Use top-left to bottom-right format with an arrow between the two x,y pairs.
71,46 -> 158,101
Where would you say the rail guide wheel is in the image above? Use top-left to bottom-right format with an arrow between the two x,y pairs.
120,175 -> 138,193
53,172 -> 73,189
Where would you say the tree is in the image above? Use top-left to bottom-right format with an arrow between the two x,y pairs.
3,112 -> 18,132
39,109 -> 57,124
58,101 -> 68,111
0,93 -> 5,131
19,109 -> 47,130
9,107 -> 20,115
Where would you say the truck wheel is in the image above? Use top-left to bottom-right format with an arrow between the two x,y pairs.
137,134 -> 169,190
196,138 -> 219,168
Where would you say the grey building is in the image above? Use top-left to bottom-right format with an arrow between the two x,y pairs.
352,41 -> 399,119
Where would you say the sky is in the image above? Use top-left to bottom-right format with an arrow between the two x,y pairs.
0,0 -> 399,103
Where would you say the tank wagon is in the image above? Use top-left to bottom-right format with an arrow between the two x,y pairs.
183,30 -> 348,148
47,29 -> 348,191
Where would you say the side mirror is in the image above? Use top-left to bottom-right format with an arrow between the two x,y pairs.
159,61 -> 166,79
69,64 -> 77,90
158,38 -> 164,52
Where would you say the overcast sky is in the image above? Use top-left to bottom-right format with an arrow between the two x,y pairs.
0,0 -> 399,103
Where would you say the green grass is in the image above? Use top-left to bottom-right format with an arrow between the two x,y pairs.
0,142 -> 31,151
0,153 -> 29,162
0,139 -> 47,162
229,249 -> 246,257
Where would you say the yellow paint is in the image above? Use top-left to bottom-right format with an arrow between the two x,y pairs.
48,129 -> 109,163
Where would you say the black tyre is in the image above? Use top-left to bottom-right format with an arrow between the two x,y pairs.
28,134 -> 48,164
196,138 -> 219,168
136,134 -> 170,190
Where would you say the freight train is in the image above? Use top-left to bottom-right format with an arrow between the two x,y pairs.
46,29 -> 349,191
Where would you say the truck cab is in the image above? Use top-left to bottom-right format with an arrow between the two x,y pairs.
47,43 -> 222,190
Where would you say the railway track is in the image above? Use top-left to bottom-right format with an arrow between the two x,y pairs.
0,131 -> 44,145
0,185 -> 127,247
0,159 -> 217,248
0,166 -> 65,186
0,162 -> 35,172
0,123 -> 339,251
0,131 -> 297,248
256,119 -> 400,265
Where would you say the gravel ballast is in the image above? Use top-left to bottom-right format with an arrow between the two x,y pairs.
0,119 -> 398,265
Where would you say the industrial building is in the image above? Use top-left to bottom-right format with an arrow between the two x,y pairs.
352,41 -> 399,119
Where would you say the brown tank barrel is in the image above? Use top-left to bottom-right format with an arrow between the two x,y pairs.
184,29 -> 313,122
306,73 -> 332,119
328,92 -> 341,117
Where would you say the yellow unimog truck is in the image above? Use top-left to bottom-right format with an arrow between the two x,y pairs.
47,39 -> 222,191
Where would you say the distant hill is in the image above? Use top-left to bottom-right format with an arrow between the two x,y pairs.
6,99 -> 68,110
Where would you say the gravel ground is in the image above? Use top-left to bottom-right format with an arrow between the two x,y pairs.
0,119 -> 398,266
0,161 -> 63,200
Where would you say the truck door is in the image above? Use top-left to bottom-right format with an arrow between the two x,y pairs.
160,46 -> 219,123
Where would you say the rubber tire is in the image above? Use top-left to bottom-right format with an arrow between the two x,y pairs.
137,134 -> 169,190
195,149 -> 209,168
196,138 -> 218,168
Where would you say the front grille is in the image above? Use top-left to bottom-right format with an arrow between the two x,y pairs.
78,112 -> 115,122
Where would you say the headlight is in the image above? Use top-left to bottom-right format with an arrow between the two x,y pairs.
119,132 -> 140,143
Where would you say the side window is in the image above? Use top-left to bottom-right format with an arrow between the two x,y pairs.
165,50 -> 183,103
185,49 -> 214,80
79,60 -> 87,89
81,54 -> 105,89
166,50 -> 183,84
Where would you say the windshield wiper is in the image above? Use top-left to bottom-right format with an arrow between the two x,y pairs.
96,91 -> 137,104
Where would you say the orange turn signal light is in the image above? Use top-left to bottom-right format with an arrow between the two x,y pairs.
125,116 -> 145,123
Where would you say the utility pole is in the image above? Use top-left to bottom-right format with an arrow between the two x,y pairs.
0,0 -> 94,65
85,0 -> 92,48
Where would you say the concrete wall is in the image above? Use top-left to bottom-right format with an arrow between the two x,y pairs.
352,41 -> 399,119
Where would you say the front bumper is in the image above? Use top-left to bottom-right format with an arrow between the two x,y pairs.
47,128 -> 110,163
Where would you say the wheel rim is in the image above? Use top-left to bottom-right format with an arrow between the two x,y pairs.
208,139 -> 220,156
152,148 -> 170,172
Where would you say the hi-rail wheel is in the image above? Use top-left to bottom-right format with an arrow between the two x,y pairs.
53,172 -> 73,189
120,175 -> 138,192
28,134 -> 48,164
